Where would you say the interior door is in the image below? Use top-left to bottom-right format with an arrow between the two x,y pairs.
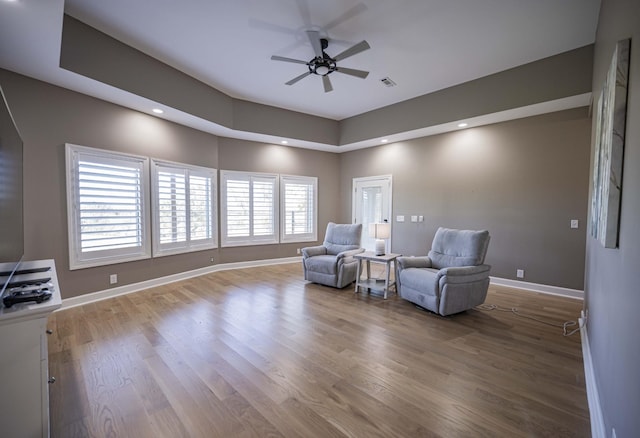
352,175 -> 392,252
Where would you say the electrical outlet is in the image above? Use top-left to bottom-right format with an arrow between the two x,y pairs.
411,215 -> 418,222
516,269 -> 525,279
109,274 -> 118,284
210,257 -> 215,263
296,248 -> 301,255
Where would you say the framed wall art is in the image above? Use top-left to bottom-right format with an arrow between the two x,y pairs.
590,38 -> 631,248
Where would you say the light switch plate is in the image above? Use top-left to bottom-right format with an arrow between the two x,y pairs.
396,215 -> 405,222
570,219 -> 579,229
411,215 -> 418,222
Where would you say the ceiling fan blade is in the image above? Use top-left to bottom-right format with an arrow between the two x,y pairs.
248,19 -> 297,37
306,30 -> 324,58
333,40 -> 370,61
322,75 -> 333,93
271,55 -> 309,65
324,3 -> 368,30
336,67 -> 369,79
296,0 -> 313,27
286,71 -> 312,85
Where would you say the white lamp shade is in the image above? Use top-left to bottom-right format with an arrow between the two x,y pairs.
369,222 -> 391,239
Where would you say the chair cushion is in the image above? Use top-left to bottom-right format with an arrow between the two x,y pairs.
400,268 -> 440,297
428,227 -> 490,269
323,222 -> 362,255
304,255 -> 338,275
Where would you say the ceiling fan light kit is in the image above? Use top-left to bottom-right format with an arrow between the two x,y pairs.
271,30 -> 370,93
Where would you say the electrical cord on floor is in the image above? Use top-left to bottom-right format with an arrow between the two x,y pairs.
476,303 -> 580,336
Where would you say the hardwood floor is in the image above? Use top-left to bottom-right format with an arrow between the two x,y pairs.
47,263 -> 589,437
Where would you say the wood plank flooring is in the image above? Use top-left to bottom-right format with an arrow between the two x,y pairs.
47,263 -> 589,437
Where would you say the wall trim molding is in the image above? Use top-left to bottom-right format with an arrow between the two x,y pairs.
490,276 -> 584,299
580,310 -> 606,438
59,256 -> 302,310
60,257 -> 584,310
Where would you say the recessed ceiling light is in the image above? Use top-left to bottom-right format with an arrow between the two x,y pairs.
281,140 -> 288,144
457,122 -> 468,128
152,108 -> 164,114
381,139 -> 389,143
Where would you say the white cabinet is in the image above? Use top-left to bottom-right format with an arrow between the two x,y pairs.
0,260 -> 62,438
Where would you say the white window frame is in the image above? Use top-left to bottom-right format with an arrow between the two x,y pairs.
151,159 -> 217,257
280,175 -> 317,243
65,144 -> 151,270
220,170 -> 279,247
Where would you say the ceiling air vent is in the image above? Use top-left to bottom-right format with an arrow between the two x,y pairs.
380,77 -> 397,87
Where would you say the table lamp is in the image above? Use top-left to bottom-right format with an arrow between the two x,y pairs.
369,222 -> 391,255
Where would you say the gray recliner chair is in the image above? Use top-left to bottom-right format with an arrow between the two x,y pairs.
302,222 -> 364,288
396,227 -> 491,316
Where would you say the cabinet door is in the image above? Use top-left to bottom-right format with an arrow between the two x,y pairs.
41,353 -> 51,437
0,317 -> 47,437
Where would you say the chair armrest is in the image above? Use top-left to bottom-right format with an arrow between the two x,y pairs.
437,264 -> 491,283
336,248 -> 365,262
302,246 -> 327,258
396,256 -> 432,270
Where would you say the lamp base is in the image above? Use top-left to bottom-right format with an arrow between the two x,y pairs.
375,239 -> 386,256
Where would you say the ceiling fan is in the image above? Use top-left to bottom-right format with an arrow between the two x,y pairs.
271,30 -> 370,92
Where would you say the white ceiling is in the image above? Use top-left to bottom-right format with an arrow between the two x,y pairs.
0,0 -> 600,148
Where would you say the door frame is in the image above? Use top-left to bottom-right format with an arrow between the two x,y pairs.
352,174 -> 393,251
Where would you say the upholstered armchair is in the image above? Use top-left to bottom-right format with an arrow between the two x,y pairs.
396,227 -> 491,316
302,222 -> 364,288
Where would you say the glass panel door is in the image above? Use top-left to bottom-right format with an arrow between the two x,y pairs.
352,175 -> 392,252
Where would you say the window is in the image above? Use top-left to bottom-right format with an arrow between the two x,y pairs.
66,144 -> 150,269
280,175 -> 317,243
220,171 -> 279,246
151,160 -> 217,256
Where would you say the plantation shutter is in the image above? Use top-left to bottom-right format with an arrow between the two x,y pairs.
157,167 -> 187,245
66,144 -> 150,269
253,177 -> 275,237
221,171 -> 278,246
189,173 -> 213,242
152,160 -> 216,256
281,175 -> 317,243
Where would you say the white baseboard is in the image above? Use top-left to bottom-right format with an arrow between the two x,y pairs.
60,256 -> 302,310
580,310 -> 605,438
490,276 -> 583,300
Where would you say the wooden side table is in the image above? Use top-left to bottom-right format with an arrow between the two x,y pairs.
354,251 -> 401,299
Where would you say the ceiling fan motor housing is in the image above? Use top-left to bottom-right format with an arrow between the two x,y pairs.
310,58 -> 336,76
309,38 -> 336,76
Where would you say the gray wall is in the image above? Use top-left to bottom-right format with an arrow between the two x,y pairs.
339,45 -> 594,145
0,69 -> 338,299
340,108 -> 591,290
585,0 -> 640,436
